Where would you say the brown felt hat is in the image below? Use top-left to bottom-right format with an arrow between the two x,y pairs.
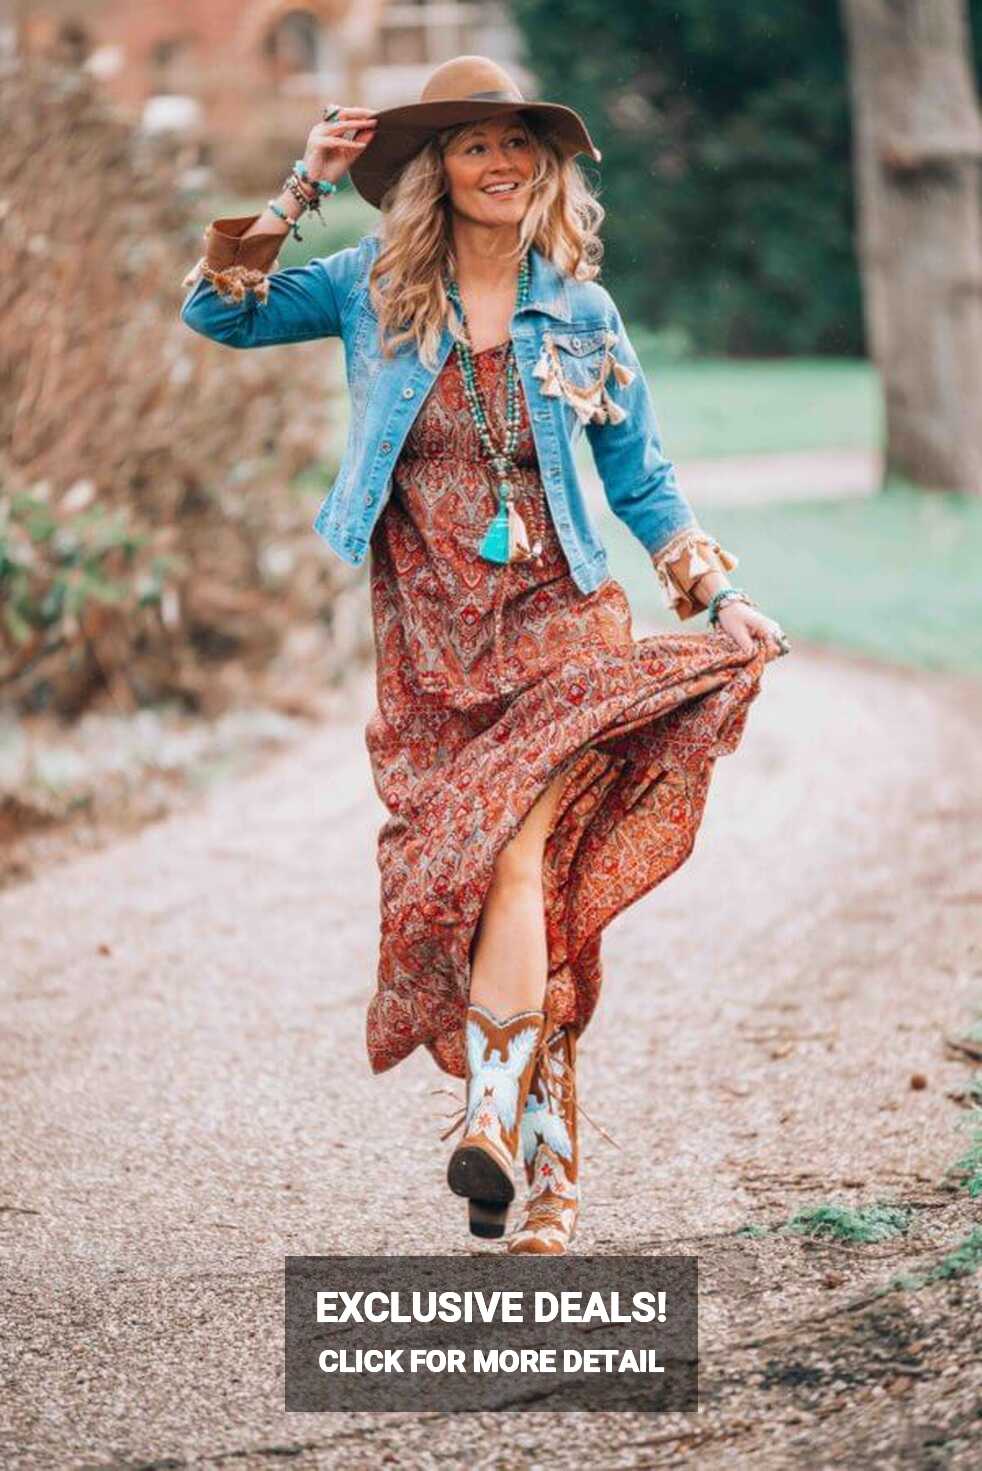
348,54 -> 602,209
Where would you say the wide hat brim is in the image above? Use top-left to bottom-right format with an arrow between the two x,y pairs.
348,99 -> 602,209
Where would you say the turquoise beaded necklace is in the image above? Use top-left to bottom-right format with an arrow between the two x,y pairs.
445,256 -> 539,564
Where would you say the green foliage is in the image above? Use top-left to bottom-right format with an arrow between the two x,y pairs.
509,0 -> 860,354
948,1125 -> 982,1199
947,1079 -> 982,1199
510,0 -> 982,352
782,1203 -> 911,1243
922,1229 -> 982,1283
0,487 -> 181,699
737,1202 -> 912,1243
2,65 -> 353,718
892,1229 -> 982,1292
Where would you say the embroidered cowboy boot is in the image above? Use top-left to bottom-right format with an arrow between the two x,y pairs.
447,1003 -> 545,1239
507,1026 -> 579,1254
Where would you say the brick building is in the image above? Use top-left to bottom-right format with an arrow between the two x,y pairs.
11,0 -> 531,182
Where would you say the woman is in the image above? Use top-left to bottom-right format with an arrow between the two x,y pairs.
181,55 -> 788,1254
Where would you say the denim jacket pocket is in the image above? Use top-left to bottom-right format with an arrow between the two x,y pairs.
532,326 -> 636,426
550,327 -> 608,358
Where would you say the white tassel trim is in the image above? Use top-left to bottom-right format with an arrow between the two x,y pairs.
179,259 -> 271,305
533,334 -> 636,426
651,528 -> 739,621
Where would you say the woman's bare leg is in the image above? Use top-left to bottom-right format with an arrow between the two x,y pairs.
469,768 -> 568,1017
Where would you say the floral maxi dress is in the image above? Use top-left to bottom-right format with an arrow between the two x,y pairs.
364,338 -> 766,1079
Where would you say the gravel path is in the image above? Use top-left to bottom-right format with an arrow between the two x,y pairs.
577,448 -> 880,515
3,628 -> 981,1469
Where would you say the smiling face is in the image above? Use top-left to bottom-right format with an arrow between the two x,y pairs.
440,113 -> 535,228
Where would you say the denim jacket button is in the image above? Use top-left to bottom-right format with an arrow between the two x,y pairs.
401,387 -> 415,399
380,440 -> 392,452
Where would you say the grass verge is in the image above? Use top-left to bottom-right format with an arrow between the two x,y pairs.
630,337 -> 881,458
892,1229 -> 982,1291
604,480 -> 982,676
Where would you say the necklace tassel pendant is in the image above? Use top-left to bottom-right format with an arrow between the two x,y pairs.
507,501 -> 533,562
449,256 -> 536,568
478,499 -> 511,564
478,497 -> 534,565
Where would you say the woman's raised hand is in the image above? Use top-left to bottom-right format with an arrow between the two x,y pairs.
302,105 -> 379,187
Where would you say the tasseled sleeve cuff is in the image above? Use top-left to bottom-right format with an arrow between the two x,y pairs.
181,214 -> 287,304
650,527 -> 739,620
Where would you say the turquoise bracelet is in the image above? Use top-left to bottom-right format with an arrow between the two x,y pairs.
267,198 -> 303,241
294,159 -> 339,195
707,587 -> 754,626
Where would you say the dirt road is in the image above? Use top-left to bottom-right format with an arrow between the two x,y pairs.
3,629 -> 981,1468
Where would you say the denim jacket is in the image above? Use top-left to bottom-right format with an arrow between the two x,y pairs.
180,221 -> 707,598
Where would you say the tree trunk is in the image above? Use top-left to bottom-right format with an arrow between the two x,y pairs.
841,0 -> 982,493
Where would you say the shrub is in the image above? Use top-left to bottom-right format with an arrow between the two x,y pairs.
1,61 -> 367,717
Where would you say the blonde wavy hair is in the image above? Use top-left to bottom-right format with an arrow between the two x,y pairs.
367,113 -> 604,368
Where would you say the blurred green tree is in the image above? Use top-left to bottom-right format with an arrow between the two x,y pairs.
509,0 -> 982,356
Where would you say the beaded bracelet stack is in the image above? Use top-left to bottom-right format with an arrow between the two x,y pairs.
706,586 -> 755,626
707,585 -> 791,655
267,159 -> 339,243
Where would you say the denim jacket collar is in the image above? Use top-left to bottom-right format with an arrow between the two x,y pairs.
519,247 -> 572,324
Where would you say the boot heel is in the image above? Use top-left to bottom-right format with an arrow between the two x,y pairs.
448,1005 -> 546,1242
447,1144 -> 515,1204
469,1198 -> 509,1239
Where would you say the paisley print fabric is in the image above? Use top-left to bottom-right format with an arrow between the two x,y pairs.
364,340 -> 767,1079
